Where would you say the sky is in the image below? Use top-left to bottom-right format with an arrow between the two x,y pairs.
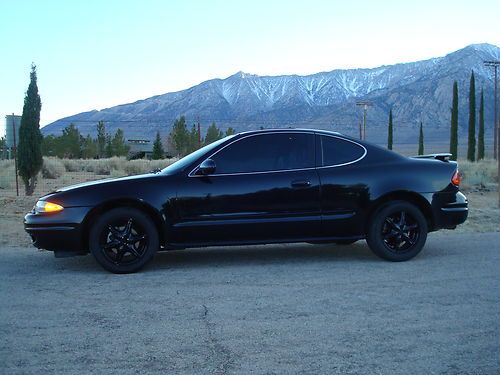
1,0 -> 499,135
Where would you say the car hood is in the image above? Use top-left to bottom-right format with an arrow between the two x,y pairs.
54,173 -> 156,193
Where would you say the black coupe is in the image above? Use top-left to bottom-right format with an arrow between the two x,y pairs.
25,129 -> 468,273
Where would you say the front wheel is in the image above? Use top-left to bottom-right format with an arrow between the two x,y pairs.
89,208 -> 159,273
367,201 -> 427,262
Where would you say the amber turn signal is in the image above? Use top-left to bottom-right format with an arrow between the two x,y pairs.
35,201 -> 64,213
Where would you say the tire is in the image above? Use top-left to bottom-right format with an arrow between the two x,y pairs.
89,207 -> 159,273
367,201 -> 427,262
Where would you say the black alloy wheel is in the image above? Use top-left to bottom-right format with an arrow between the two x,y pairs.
89,208 -> 159,273
367,201 -> 427,261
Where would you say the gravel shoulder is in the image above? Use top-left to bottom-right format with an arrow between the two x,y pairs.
0,232 -> 499,374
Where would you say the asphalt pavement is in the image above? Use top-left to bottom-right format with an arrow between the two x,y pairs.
0,232 -> 499,374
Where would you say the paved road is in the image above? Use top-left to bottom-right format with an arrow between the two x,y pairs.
1,232 -> 499,374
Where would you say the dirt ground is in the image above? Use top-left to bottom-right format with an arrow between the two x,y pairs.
1,189 -> 498,248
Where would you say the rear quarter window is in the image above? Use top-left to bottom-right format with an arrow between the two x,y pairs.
320,135 -> 366,166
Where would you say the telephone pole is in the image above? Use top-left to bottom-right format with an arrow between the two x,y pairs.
484,61 -> 500,206
197,116 -> 201,148
484,61 -> 499,160
12,113 -> 19,196
356,101 -> 373,140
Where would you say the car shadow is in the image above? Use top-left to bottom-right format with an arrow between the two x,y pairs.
148,241 -> 379,271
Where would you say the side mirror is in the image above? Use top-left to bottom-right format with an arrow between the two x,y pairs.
198,159 -> 216,175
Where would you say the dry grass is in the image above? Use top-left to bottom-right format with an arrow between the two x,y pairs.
0,157 -> 178,197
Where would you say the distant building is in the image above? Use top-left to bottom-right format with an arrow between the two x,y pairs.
127,139 -> 153,159
3,115 -> 21,159
5,115 -> 21,148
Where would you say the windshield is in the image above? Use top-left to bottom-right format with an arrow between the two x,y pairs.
161,135 -> 235,175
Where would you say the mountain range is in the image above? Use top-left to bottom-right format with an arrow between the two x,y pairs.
42,43 -> 500,144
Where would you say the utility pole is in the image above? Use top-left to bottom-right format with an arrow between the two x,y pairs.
484,61 -> 500,207
356,101 -> 373,140
484,61 -> 499,160
197,116 -> 201,148
12,113 -> 19,196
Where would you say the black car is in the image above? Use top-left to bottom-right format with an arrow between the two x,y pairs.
25,129 -> 468,273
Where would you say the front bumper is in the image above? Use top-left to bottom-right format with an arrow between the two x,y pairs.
431,191 -> 468,229
24,206 -> 92,253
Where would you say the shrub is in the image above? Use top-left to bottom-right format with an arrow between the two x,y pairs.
459,159 -> 497,189
62,159 -> 82,172
42,157 -> 65,179
0,160 -> 15,190
124,159 -> 149,175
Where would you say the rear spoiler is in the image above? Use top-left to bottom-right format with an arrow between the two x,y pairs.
411,153 -> 452,162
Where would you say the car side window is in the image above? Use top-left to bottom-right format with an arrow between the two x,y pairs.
211,133 -> 315,174
320,135 -> 365,166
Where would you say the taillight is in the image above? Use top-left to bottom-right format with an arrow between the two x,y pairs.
451,170 -> 461,187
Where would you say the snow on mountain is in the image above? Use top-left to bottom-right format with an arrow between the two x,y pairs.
42,43 -> 500,143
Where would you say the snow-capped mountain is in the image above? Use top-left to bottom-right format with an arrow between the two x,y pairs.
42,43 -> 500,143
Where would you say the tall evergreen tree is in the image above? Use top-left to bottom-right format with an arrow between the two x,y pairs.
18,64 -> 43,195
152,131 -> 164,160
205,122 -> 223,145
81,134 -> 97,159
418,122 -> 424,155
467,71 -> 476,162
96,121 -> 106,158
478,89 -> 485,161
188,124 -> 200,153
105,135 -> 113,158
111,129 -> 129,156
387,109 -> 393,150
171,116 -> 189,156
225,127 -> 236,136
60,123 -> 82,158
450,81 -> 459,161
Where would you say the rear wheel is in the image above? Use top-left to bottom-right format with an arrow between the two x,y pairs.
367,201 -> 427,261
89,207 -> 159,273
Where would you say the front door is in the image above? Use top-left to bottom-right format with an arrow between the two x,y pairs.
172,132 -> 321,245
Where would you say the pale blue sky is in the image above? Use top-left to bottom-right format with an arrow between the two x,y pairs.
1,0 -> 499,134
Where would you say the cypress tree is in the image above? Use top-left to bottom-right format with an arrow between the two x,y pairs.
478,89 -> 485,161
387,109 -> 393,150
450,81 -> 459,161
18,64 -> 43,196
418,122 -> 424,155
467,71 -> 476,162
152,131 -> 164,159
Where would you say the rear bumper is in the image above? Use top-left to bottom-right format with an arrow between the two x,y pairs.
24,207 -> 92,254
431,191 -> 468,229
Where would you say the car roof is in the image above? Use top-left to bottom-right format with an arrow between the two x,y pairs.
235,128 -> 343,137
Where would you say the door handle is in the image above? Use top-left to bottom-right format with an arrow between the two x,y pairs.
291,180 -> 311,188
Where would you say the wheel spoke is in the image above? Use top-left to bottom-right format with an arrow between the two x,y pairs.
126,245 -> 142,258
401,233 -> 416,245
384,217 -> 399,230
108,225 -> 122,238
124,219 -> 133,237
114,248 -> 125,263
103,239 -> 120,250
383,230 -> 398,241
129,234 -> 146,244
399,211 -> 406,226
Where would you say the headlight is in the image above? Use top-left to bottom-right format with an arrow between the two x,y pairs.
35,201 -> 64,213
